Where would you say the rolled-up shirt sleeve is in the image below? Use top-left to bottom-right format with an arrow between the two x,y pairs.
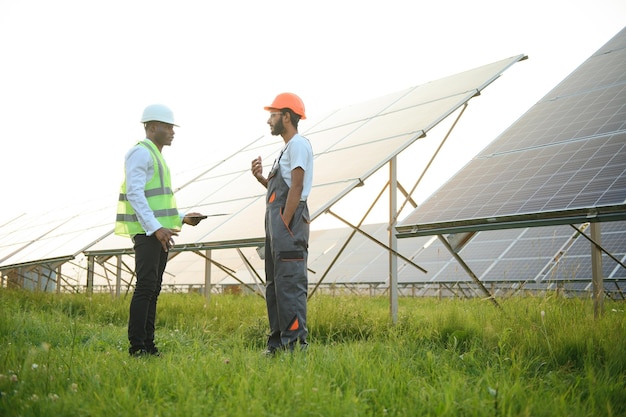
125,146 -> 163,236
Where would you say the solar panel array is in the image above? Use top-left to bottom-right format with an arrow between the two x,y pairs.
85,54 -> 527,254
4,37 -> 624,297
396,27 -> 626,237
3,27 -> 624,298
2,54 -> 531,296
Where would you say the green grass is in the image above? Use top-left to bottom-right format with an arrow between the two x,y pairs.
0,289 -> 624,416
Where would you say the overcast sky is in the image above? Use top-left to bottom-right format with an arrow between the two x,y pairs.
1,0 -> 624,222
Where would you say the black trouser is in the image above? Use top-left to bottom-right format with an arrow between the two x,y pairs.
128,234 -> 167,352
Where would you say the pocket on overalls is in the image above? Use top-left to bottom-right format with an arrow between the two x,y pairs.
278,206 -> 309,251
282,205 -> 309,229
279,250 -> 305,262
279,207 -> 295,237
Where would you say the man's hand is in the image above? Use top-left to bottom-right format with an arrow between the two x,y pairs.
183,212 -> 207,226
251,156 -> 267,187
154,227 -> 179,252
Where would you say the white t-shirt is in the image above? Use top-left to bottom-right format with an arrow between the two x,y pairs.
278,133 -> 313,201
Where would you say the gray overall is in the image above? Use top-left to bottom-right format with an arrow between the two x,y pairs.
264,154 -> 310,350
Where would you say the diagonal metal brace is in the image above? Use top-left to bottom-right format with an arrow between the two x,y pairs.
438,234 -> 501,309
327,209 -> 427,274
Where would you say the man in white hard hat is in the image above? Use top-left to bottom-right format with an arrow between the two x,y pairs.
251,93 -> 313,355
116,104 -> 206,357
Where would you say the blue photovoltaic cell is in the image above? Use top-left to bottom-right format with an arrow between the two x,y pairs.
397,27 -> 626,237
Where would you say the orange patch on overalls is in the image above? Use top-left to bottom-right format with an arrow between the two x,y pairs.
288,317 -> 299,331
268,191 -> 276,203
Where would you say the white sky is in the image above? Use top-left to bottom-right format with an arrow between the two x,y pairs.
1,0 -> 624,223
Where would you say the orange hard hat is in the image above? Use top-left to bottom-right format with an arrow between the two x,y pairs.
264,92 -> 306,120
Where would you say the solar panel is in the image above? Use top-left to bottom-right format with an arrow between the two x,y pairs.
396,27 -> 626,237
542,221 -> 626,281
0,202 -> 114,266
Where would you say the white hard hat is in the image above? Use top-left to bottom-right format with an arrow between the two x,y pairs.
140,104 -> 178,126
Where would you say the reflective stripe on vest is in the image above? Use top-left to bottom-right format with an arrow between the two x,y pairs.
115,140 -> 182,236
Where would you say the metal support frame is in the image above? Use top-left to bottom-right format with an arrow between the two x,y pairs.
86,256 -> 94,295
395,103 -> 468,223
590,223 -> 604,318
308,101 -> 464,312
389,156 -> 399,323
236,248 -> 266,295
192,250 -> 264,298
327,210 -> 427,274
309,180 -> 389,299
204,249 -> 212,302
56,264 -> 62,294
437,235 -> 501,309
569,222 -> 626,314
116,255 -> 122,298
569,224 -> 626,271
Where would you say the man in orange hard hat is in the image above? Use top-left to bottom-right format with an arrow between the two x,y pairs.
251,92 -> 313,355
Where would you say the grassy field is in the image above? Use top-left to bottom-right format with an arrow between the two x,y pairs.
0,289 -> 624,416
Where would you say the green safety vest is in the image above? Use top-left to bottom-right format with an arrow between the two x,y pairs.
115,140 -> 182,236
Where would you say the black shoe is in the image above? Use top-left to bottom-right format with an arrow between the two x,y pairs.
263,346 -> 281,357
129,348 -> 149,357
286,341 -> 308,353
146,347 -> 161,357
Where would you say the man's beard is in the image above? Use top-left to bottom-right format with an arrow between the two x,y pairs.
271,118 -> 285,136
